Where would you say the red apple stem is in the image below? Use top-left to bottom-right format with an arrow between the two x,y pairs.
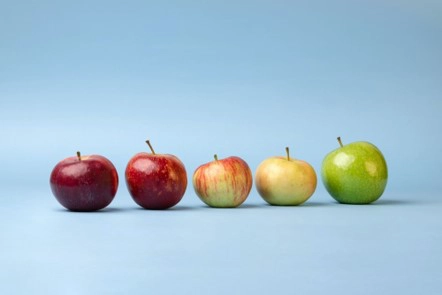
214,154 -> 218,161
337,137 -> 344,147
146,140 -> 156,155
285,147 -> 290,161
76,151 -> 81,161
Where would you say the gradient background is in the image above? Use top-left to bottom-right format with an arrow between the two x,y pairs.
1,0 -> 441,294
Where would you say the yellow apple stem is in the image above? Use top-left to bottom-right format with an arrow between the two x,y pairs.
214,154 -> 218,161
285,147 -> 290,161
76,151 -> 81,161
337,137 -> 344,147
146,140 -> 156,155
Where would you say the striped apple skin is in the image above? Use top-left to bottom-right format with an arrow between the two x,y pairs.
192,156 -> 252,208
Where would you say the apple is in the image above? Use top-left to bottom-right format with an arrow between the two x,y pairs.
125,140 -> 187,209
255,147 -> 317,205
321,137 -> 388,204
192,154 -> 253,208
50,152 -> 119,211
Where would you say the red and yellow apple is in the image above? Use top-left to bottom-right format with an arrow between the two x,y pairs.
255,147 -> 317,205
50,152 -> 119,211
193,155 -> 253,208
125,140 -> 187,209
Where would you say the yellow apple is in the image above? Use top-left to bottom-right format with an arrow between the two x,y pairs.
255,147 -> 317,205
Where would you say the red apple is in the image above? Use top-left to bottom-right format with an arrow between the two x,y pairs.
192,155 -> 253,208
125,140 -> 188,209
50,152 -> 119,211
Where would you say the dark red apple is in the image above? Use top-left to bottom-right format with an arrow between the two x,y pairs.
50,152 -> 119,211
125,140 -> 188,209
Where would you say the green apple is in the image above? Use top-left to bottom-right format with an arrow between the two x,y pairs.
255,147 -> 317,206
321,137 -> 388,204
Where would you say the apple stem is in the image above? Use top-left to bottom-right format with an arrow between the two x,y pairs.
285,147 -> 290,161
337,137 -> 344,147
146,140 -> 156,155
214,154 -> 218,162
76,151 -> 81,161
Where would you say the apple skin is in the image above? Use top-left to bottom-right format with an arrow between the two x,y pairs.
125,153 -> 187,209
321,141 -> 388,204
192,156 -> 253,208
50,154 -> 119,211
255,155 -> 317,206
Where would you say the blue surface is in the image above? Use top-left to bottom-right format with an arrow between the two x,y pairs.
2,192 -> 441,294
1,1 -> 441,294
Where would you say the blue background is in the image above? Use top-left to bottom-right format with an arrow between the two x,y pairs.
1,0 -> 441,294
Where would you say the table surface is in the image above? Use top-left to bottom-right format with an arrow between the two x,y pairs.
1,190 -> 440,295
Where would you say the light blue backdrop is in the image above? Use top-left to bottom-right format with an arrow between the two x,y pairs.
1,0 -> 440,197
0,1 -> 441,294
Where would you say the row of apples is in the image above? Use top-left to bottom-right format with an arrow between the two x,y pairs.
50,137 -> 388,211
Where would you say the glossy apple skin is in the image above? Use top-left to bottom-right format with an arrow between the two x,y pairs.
125,153 -> 187,209
50,155 -> 119,211
255,156 -> 317,205
193,156 -> 253,208
321,141 -> 388,204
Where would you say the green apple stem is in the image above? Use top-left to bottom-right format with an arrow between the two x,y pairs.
285,147 -> 290,161
337,137 -> 344,147
76,151 -> 81,161
146,140 -> 156,155
214,154 -> 218,162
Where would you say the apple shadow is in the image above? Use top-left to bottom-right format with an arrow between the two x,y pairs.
370,199 -> 417,206
53,207 -> 131,213
95,207 -> 131,213
330,199 -> 417,206
238,203 -> 269,209
196,203 -> 270,210
259,201 -> 333,208
162,205 -> 202,211
299,201 -> 333,207
132,205 -> 202,211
